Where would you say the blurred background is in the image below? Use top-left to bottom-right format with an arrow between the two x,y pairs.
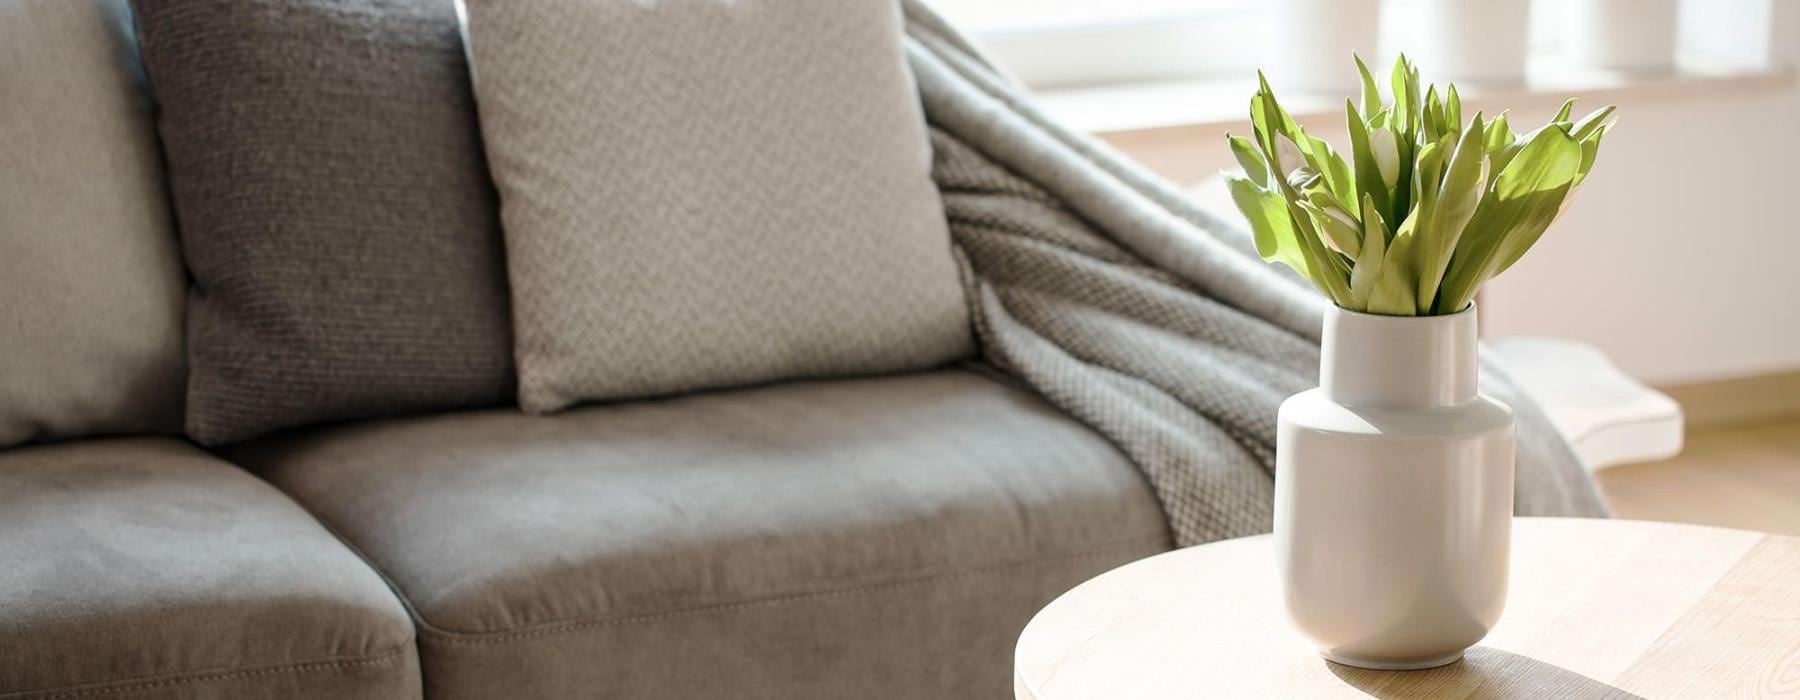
932,0 -> 1799,533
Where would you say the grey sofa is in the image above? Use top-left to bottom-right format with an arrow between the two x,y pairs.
0,0 -> 1600,698
0,1 -> 1176,696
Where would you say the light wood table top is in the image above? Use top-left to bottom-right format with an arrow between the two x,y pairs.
1015,518 -> 1800,699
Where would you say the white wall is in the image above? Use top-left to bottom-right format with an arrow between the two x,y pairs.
1480,78 -> 1800,385
1481,0 -> 1798,385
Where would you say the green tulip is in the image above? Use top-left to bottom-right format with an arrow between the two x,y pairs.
1227,55 -> 1616,317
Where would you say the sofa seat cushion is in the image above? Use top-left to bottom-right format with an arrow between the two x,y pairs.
0,438 -> 418,698
235,369 -> 1170,698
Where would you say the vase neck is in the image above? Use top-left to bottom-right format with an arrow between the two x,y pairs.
1320,305 -> 1479,409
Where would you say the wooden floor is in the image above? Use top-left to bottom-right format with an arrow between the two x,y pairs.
1597,418 -> 1800,537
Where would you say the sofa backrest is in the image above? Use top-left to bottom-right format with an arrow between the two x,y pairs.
0,0 -> 187,449
2,0 -> 973,449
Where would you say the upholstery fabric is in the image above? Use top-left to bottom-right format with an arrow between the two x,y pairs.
899,1 -> 1609,545
0,438 -> 419,698
461,0 -> 973,414
131,0 -> 515,445
0,0 -> 185,448
235,370 -> 1171,698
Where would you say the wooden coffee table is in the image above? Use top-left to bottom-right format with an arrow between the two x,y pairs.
1015,518 -> 1800,698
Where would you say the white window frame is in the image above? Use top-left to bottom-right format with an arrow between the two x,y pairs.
943,0 -> 1262,89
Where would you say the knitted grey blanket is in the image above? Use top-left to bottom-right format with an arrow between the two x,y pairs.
902,2 -> 1607,546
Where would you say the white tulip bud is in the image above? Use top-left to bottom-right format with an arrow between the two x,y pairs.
1287,167 -> 1321,193
1370,127 -> 1399,189
1274,133 -> 1306,179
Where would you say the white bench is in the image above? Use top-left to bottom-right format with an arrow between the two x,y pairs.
1489,337 -> 1684,471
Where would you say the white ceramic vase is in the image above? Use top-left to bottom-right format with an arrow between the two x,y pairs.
1274,304 -> 1514,670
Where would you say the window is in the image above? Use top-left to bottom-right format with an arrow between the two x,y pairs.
925,0 -> 1260,88
927,0 -> 1789,95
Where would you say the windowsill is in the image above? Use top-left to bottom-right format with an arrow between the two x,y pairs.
1033,54 -> 1795,137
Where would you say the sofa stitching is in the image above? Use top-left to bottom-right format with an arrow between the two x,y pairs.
3,647 -> 410,700
419,533 -> 1171,646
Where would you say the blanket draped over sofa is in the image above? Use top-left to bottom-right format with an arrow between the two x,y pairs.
902,1 -> 1608,546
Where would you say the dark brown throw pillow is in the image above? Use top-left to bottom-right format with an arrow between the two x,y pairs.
132,0 -> 514,444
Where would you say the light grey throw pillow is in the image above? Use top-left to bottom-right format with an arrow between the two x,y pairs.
461,0 -> 973,413
0,0 -> 186,447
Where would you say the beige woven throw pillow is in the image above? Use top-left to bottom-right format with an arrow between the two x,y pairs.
462,0 -> 972,413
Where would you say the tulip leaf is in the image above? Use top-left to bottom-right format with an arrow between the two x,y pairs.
1228,133 -> 1268,187
1386,124 -> 1415,225
1411,138 -> 1448,217
1391,56 -> 1410,133
1304,184 -> 1350,215
1349,194 -> 1389,309
1301,134 -> 1358,215
1436,126 -> 1583,313
1486,112 -> 1513,152
1345,101 -> 1393,220
1423,84 -> 1444,143
1391,54 -> 1420,141
1249,93 -> 1277,168
1484,112 -> 1515,187
1414,114 -> 1488,312
1289,201 -> 1355,306
1354,53 -> 1383,117
1494,120 -> 1613,275
1368,211 -> 1421,316
1227,174 -> 1306,273
1445,83 -> 1463,139
1573,119 -> 1614,188
1488,120 -> 1568,181
1572,105 -> 1617,140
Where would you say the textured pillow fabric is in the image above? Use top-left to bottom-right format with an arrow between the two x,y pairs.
132,0 -> 515,445
462,0 -> 973,413
0,0 -> 186,448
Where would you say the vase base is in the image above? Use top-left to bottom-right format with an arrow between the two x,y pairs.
1322,649 -> 1466,671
